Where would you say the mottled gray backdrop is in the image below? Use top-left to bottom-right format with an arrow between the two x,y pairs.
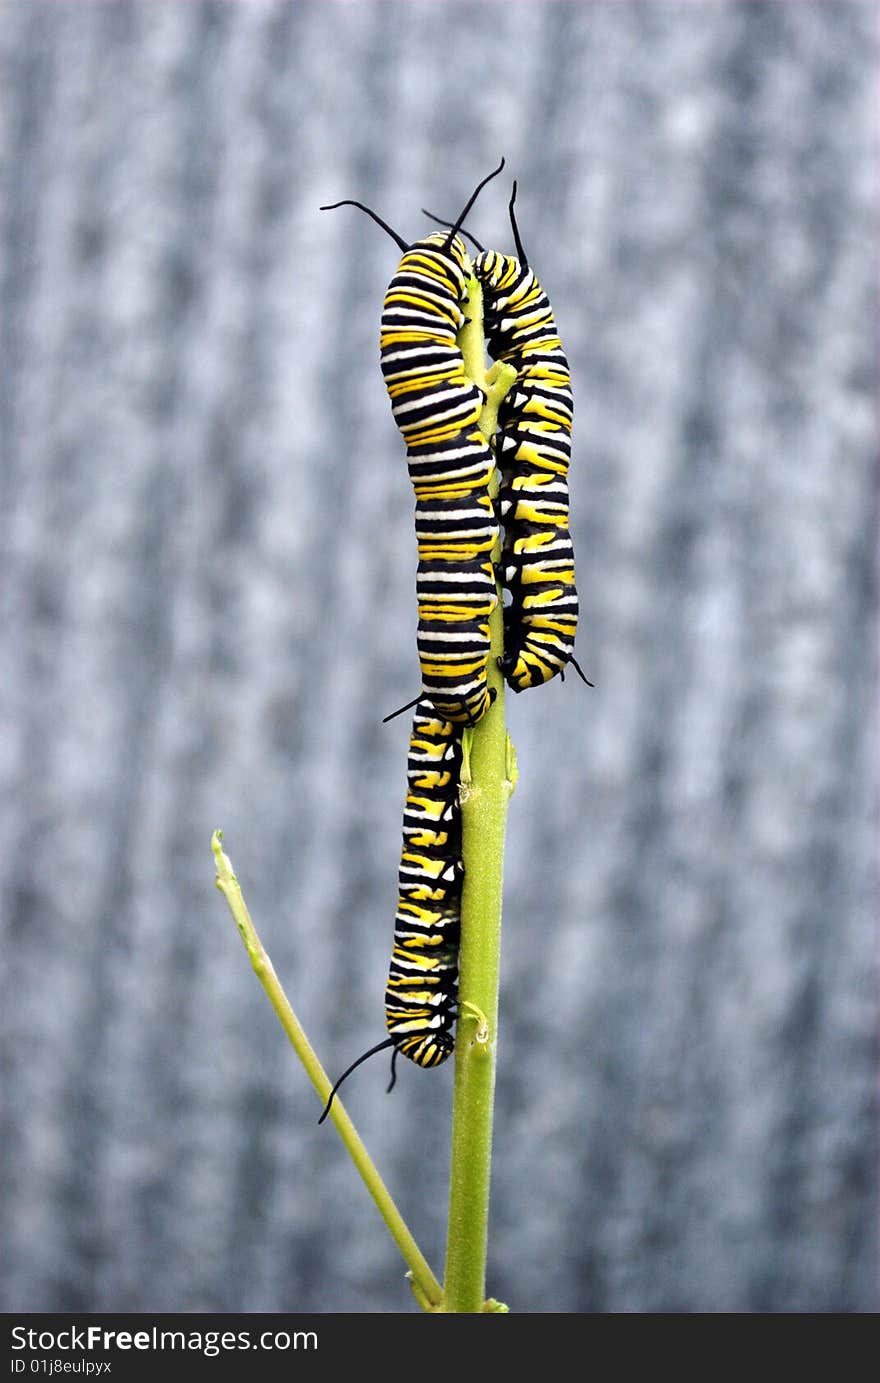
1,0 -> 877,1314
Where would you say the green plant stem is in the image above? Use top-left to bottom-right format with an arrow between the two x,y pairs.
442,278 -> 516,1313
211,830 -> 443,1311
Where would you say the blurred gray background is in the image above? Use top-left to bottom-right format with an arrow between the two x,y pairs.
1,0 -> 877,1314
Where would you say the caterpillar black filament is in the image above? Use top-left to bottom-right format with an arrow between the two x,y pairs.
319,700 -> 462,1121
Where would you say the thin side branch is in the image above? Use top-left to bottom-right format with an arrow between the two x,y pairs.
211,830 -> 443,1311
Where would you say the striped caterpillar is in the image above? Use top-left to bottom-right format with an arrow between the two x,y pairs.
425,183 -> 590,693
319,700 -> 462,1121
317,171 -> 589,1120
318,168 -> 507,1117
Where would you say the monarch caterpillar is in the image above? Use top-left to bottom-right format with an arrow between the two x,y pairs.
318,168 -> 507,1120
319,700 -> 462,1122
424,185 -> 591,694
321,163 -> 506,726
317,170 -> 590,1122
